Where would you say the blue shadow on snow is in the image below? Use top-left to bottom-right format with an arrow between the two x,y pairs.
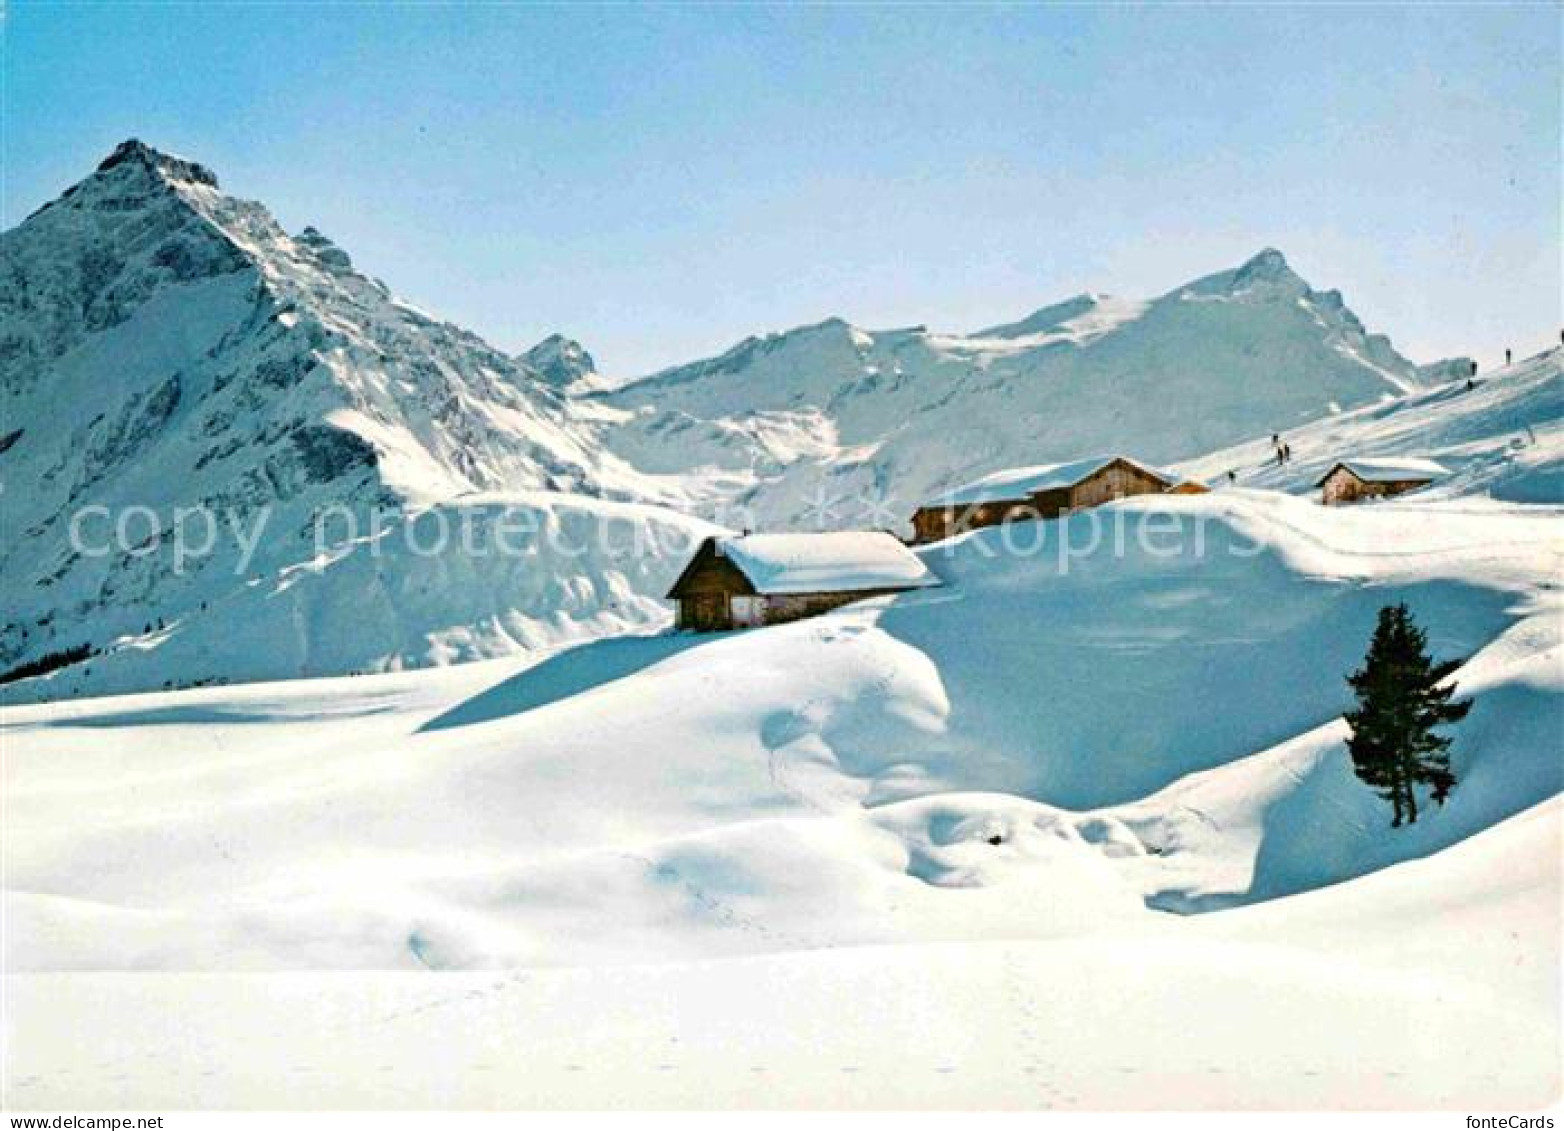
418,631 -> 711,732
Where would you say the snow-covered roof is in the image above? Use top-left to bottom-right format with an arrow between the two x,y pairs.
715,532 -> 940,595
926,455 -> 1178,507
1319,457 -> 1448,486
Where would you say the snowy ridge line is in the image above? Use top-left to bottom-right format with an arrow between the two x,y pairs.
594,245 -> 1471,534
1180,346 -> 1562,505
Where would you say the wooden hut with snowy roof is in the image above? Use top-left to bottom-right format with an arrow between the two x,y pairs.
667,532 -> 940,632
1317,457 -> 1447,506
910,455 -> 1205,544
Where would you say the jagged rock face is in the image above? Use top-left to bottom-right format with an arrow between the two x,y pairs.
599,249 -> 1473,528
95,137 -> 220,187
0,141 -> 246,392
0,141 -> 636,689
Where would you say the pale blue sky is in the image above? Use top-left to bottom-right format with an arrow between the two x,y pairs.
5,3 -> 1558,375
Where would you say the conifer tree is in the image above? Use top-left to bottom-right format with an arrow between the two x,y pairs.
1345,603 -> 1471,827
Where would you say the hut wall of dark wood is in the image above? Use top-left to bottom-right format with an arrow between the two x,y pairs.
910,499 -> 1042,544
758,589 -> 903,627
1321,467 -> 1431,506
666,538 -> 914,631
1067,460 -> 1169,509
666,539 -> 756,631
1032,487 -> 1075,518
910,460 -> 1173,544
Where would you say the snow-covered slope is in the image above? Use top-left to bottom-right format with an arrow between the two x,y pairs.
593,249 -> 1470,529
4,493 -> 720,703
6,491 -> 1556,968
9,802 -> 1555,1109
0,142 -> 688,701
5,489 -> 1557,1107
1182,345 -> 1563,504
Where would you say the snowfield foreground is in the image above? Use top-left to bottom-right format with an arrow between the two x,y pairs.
4,492 -> 1561,1108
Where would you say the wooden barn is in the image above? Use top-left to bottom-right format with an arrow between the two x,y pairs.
910,455 -> 1206,544
667,531 -> 940,632
1317,457 -> 1447,506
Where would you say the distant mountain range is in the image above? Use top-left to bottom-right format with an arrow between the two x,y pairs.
593,247 -> 1473,530
11,139 -> 1545,702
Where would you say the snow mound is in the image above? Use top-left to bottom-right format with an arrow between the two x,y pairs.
1,493 -> 721,703
1105,600 -> 1563,912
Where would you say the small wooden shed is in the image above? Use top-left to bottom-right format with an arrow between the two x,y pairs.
1317,458 -> 1446,506
910,455 -> 1203,544
667,531 -> 941,632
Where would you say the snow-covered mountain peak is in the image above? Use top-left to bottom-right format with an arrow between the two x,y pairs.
1233,246 -> 1302,287
93,137 -> 220,191
753,315 -> 869,348
33,138 -> 229,235
980,250 -> 1302,339
619,315 -> 874,399
0,143 -> 679,699
521,333 -> 598,388
4,145 -> 251,393
972,292 -> 1108,339
292,226 -> 354,273
51,144 -> 374,309
1238,245 -> 1292,276
1180,246 -> 1307,301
